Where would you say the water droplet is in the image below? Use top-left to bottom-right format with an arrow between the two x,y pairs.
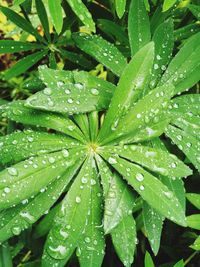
85,237 -> 91,243
49,157 -> 56,163
108,157 -> 117,164
7,167 -> 18,176
81,177 -> 88,184
4,187 -> 10,193
75,196 -> 81,203
139,185 -> 145,191
12,226 -> 21,235
171,163 -> 177,168
62,149 -> 69,158
65,89 -> 71,94
44,88 -> 52,95
91,88 -> 99,95
136,173 -> 144,182
67,98 -> 73,104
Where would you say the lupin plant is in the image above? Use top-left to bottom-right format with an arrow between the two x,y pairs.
0,0 -> 200,266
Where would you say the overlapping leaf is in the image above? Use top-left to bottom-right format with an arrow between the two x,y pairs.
25,66 -> 115,114
72,33 -> 127,76
0,160 -> 83,242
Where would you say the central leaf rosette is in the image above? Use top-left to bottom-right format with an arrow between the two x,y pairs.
0,41 -> 194,267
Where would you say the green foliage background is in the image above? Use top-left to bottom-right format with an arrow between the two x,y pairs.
0,0 -> 200,266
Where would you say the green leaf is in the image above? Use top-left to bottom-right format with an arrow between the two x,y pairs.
150,138 -> 186,210
0,242 -> 12,267
0,101 -> 85,143
115,0 -> 126,18
111,215 -> 136,267
100,82 -> 174,145
33,204 -> 60,239
97,19 -> 129,46
60,49 -> 94,69
174,23 -> 200,42
160,32 -> 200,95
100,152 -> 187,227
42,157 -> 94,265
98,42 -> 154,144
143,202 -> 163,255
188,4 -> 200,20
72,33 -> 127,77
128,0 -> 151,56
95,155 -> 111,197
88,111 -> 99,142
190,236 -> 200,251
170,94 -> 200,116
0,148 -> 84,210
104,173 -> 136,234
73,114 -> 90,141
48,0 -> 63,34
150,18 -> 174,88
77,169 -> 105,267
0,159 -> 83,243
0,130 -> 81,165
25,68 -> 115,114
187,215 -> 200,230
0,40 -> 44,53
163,0 -> 177,12
35,0 -> 51,42
37,66 -> 115,94
144,251 -> 155,267
165,125 -> 200,172
187,193 -> 200,210
0,7 -> 44,43
66,0 -> 95,32
13,0 -> 26,5
48,52 -> 57,69
105,144 -> 192,177
173,260 -> 184,267
4,50 -> 48,80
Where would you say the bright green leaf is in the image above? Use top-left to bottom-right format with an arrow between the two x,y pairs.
72,33 -> 127,77
128,0 -> 151,55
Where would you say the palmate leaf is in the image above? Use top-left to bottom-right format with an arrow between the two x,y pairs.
42,157 -> 95,265
189,4 -> 200,20
104,144 -> 191,177
72,33 -> 127,77
4,50 -> 48,80
0,148 -> 84,210
160,32 -> 200,95
144,251 -> 155,267
115,0 -> 127,19
97,19 -> 129,47
0,130 -> 81,165
25,66 -> 115,114
150,18 -> 174,88
66,0 -> 95,32
187,214 -> 200,230
35,0 -> 51,42
143,202 -> 163,255
48,0 -> 63,34
97,42 -> 154,144
96,157 -> 136,234
0,159 -> 83,243
0,40 -> 44,53
100,151 -> 187,227
77,168 -> 105,267
111,215 -> 136,267
166,125 -> 200,172
187,193 -> 200,210
128,0 -> 151,56
0,101 -> 85,142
